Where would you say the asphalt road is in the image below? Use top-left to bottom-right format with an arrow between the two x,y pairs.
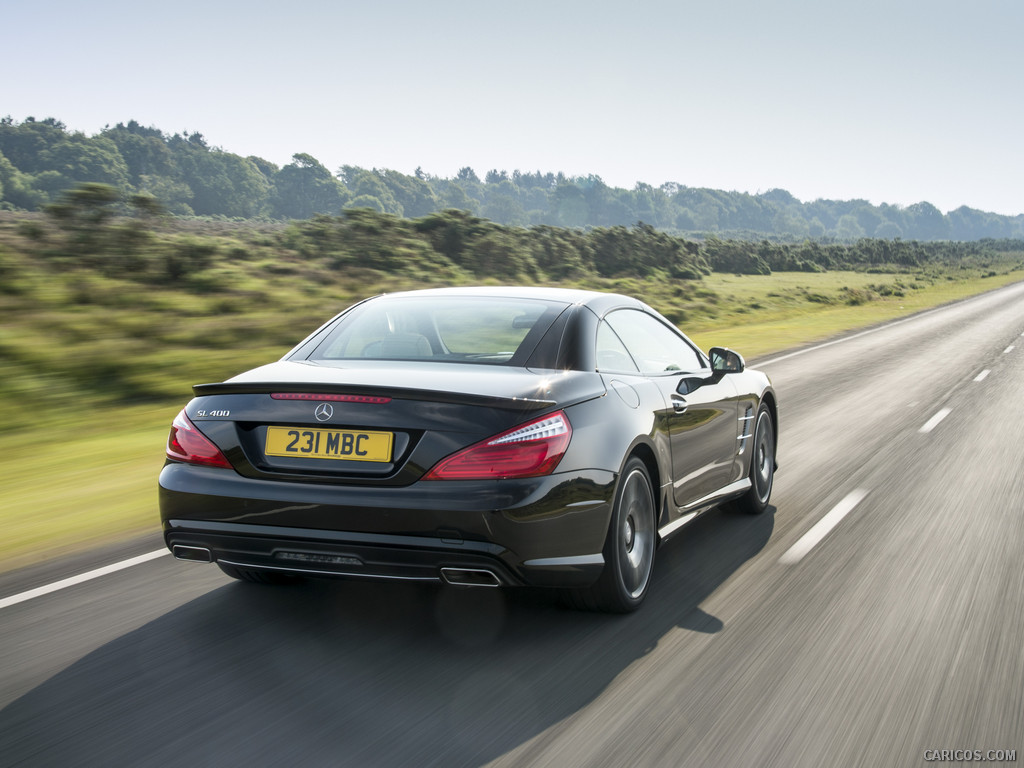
3,281 -> 1023,767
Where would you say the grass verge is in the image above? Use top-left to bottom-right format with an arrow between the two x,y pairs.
0,405 -> 178,573
686,270 -> 1024,357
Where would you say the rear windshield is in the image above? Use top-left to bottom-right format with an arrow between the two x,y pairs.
306,296 -> 566,365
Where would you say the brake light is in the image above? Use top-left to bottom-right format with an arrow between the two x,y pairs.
166,409 -> 233,469
424,411 -> 572,480
271,393 -> 391,404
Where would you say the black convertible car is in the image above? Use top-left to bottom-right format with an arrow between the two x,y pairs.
160,286 -> 777,611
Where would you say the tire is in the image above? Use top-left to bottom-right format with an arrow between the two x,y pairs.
733,403 -> 775,515
564,457 -> 656,613
217,562 -> 300,585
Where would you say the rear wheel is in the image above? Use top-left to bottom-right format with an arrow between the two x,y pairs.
733,404 -> 775,515
564,457 -> 656,613
217,562 -> 300,585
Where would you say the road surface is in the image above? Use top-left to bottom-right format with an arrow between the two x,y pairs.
2,281 -> 1023,767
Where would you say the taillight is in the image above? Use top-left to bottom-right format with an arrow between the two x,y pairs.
166,409 -> 233,469
424,411 -> 572,480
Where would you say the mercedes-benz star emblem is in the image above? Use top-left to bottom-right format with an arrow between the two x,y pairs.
314,402 -> 334,422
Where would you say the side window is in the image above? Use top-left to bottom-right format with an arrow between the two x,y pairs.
596,321 -> 639,373
604,309 -> 704,375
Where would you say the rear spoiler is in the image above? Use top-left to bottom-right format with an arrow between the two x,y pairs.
191,381 -> 558,413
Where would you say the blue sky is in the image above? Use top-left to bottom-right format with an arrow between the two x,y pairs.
5,0 -> 1022,214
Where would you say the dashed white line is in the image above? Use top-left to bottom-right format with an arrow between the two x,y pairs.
757,309 -> 943,367
1004,345 -> 1015,354
974,369 -> 991,382
780,489 -> 870,565
919,407 -> 952,434
0,549 -> 170,611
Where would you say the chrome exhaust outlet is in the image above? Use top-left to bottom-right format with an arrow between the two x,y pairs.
172,545 -> 213,563
440,567 -> 501,588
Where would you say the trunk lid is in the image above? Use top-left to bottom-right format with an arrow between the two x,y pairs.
186,360 -> 604,485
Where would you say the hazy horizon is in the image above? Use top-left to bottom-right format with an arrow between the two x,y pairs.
5,0 -> 1022,216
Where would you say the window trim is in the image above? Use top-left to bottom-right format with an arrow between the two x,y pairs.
599,308 -> 708,376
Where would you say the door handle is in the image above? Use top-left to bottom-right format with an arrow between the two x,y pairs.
671,397 -> 688,413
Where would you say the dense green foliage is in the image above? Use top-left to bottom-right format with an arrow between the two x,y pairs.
3,117 -> 1022,241
2,197 -> 1023,435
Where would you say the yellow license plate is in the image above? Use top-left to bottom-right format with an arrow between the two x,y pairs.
265,427 -> 393,463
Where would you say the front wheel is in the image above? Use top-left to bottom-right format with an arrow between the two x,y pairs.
732,404 -> 775,515
564,457 -> 656,612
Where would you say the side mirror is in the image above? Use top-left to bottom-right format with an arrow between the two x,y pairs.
709,346 -> 745,374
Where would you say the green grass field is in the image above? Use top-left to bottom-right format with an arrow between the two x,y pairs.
2,265 -> 1023,572
0,406 -> 177,571
685,269 -> 1024,355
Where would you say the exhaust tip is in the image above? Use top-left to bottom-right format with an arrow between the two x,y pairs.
172,545 -> 213,563
440,567 -> 501,588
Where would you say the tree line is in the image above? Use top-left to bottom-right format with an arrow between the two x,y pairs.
22,185 -> 1024,285
2,116 -> 1022,242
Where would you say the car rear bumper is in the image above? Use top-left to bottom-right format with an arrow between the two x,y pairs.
159,462 -> 616,588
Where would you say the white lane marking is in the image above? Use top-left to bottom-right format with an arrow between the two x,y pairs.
756,297 -> 982,367
779,489 -> 870,565
758,282 -> 1024,368
1005,345 -> 1015,354
0,549 -> 170,611
919,407 -> 952,434
759,315 -> 930,366
974,369 -> 991,382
